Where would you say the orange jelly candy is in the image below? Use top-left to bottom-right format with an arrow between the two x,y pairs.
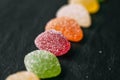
45,17 -> 83,42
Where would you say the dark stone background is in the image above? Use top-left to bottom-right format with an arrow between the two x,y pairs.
0,0 -> 120,80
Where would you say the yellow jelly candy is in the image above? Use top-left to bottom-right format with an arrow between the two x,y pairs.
6,71 -> 40,80
69,0 -> 100,14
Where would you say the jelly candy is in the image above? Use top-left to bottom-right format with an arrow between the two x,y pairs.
6,71 -> 39,80
35,30 -> 71,56
56,4 -> 91,28
45,17 -> 83,42
98,0 -> 104,3
69,0 -> 100,14
24,50 -> 61,78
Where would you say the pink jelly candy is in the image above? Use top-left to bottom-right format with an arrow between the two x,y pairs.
34,30 -> 71,56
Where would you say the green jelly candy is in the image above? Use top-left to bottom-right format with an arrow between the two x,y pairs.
24,50 -> 61,79
98,0 -> 104,3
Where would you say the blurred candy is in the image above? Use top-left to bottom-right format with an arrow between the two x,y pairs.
69,0 -> 100,14
45,17 -> 83,42
35,30 -> 71,56
24,50 -> 61,79
6,71 -> 39,80
56,4 -> 91,28
98,0 -> 104,3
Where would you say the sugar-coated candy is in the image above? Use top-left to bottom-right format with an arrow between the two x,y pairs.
24,50 -> 61,79
35,30 -> 71,56
98,0 -> 104,3
6,71 -> 40,80
56,4 -> 91,28
69,0 -> 100,14
45,17 -> 83,42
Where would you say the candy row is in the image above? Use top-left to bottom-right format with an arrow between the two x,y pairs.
6,0 -> 103,80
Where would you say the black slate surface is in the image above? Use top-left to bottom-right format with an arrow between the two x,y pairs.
0,0 -> 120,80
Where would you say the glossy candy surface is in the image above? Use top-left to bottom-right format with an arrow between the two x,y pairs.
45,17 -> 83,42
24,50 -> 61,79
35,30 -> 71,56
69,0 -> 100,14
56,4 -> 91,28
6,71 -> 40,80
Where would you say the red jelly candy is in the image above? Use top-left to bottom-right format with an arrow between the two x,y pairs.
34,30 -> 71,56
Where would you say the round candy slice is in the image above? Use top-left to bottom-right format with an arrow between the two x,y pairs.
35,30 -> 71,56
69,0 -> 100,14
6,71 -> 40,80
45,17 -> 83,42
56,4 -> 91,28
24,50 -> 61,79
